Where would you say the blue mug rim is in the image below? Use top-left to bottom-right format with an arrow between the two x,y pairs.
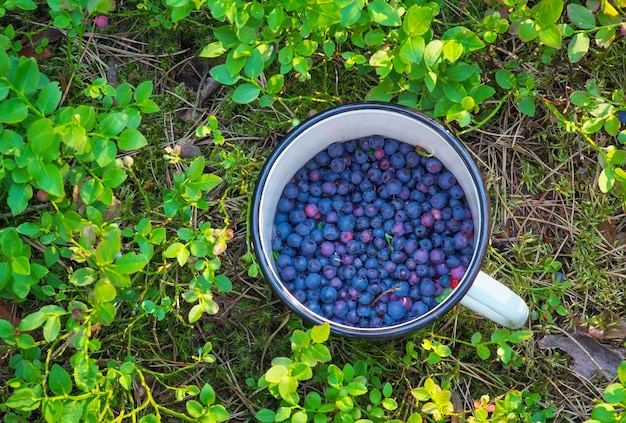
249,102 -> 490,339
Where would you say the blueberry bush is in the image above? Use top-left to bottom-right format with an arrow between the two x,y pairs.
0,0 -> 625,421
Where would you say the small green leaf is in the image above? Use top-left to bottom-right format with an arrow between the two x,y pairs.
400,36 -> 425,64
18,311 -> 46,331
598,167 -> 615,193
403,4 -> 435,36
49,364 -> 72,395
477,344 -> 491,359
43,315 -> 61,342
566,32 -> 587,63
12,256 -> 31,275
495,70 -> 516,89
6,388 -> 40,411
14,58 -> 40,96
255,409 -> 276,423
0,319 -> 14,338
518,19 -> 539,42
37,82 -> 62,115
311,323 -> 330,343
368,0 -> 401,26
118,128 -> 148,151
232,83 -> 260,104
538,24 -> 562,49
200,383 -> 216,405
567,4 -> 595,29
113,253 -> 148,274
187,303 -> 203,323
134,80 -> 153,102
99,112 -> 128,136
8,183 -> 32,216
94,279 -> 117,303
532,0 -> 564,26
102,167 -> 127,189
0,98 -> 28,123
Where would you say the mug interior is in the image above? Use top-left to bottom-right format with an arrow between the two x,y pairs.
254,105 -> 489,337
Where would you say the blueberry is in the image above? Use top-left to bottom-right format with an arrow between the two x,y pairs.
305,273 -> 322,289
315,151 -> 331,166
286,233 -> 303,248
449,185 -> 464,199
320,286 -> 338,303
411,301 -> 429,317
328,142 -> 345,158
429,192 -> 449,209
618,110 -> 626,124
387,301 -> 406,320
420,279 -> 436,296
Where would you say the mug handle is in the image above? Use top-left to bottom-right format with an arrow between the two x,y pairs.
459,271 -> 529,329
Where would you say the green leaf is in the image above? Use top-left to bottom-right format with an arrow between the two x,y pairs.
200,383 -> 216,405
538,23 -> 562,49
70,267 -> 99,286
14,58 -> 40,96
368,1 -> 401,26
6,388 -> 40,411
94,279 -> 117,303
18,311 -> 46,331
134,80 -> 153,102
598,167 -> 615,193
570,90 -> 592,106
442,26 -> 484,52
210,64 -> 240,85
12,256 -> 31,275
477,344 -> 491,359
255,409 -> 276,423
37,82 -> 62,115
495,70 -> 516,89
49,364 -> 72,395
443,40 -> 463,62
232,83 -> 260,104
188,303 -> 203,323
490,328 -> 511,342
595,27 -> 616,48
164,242 -> 190,266
517,96 -> 536,117
102,167 -> 127,188
95,227 -> 121,266
43,315 -> 61,342
200,42 -> 226,59
8,183 -> 32,216
568,33 -> 589,63
0,319 -> 14,338
603,383 -> 626,403
0,48 -> 10,75
519,19 -> 539,42
0,98 -> 28,123
99,112 -> 128,136
424,40 -> 443,67
73,353 -> 99,392
35,164 -> 64,197
113,253 -> 148,274
567,4 -> 595,29
618,361 -> 626,384
403,4 -> 435,36
532,0 -> 564,27
118,128 -> 148,151
311,323 -> 330,343
400,36 -> 425,64
267,74 -> 284,94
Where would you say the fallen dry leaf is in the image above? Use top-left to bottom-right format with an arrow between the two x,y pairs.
537,331 -> 626,381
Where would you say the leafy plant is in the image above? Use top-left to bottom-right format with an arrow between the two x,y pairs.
584,361 -> 626,423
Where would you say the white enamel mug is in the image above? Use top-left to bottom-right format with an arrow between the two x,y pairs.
251,103 -> 529,339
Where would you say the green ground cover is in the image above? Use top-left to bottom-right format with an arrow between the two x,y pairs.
0,0 -> 626,421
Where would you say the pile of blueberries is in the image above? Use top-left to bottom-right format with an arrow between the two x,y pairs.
271,135 -> 475,329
